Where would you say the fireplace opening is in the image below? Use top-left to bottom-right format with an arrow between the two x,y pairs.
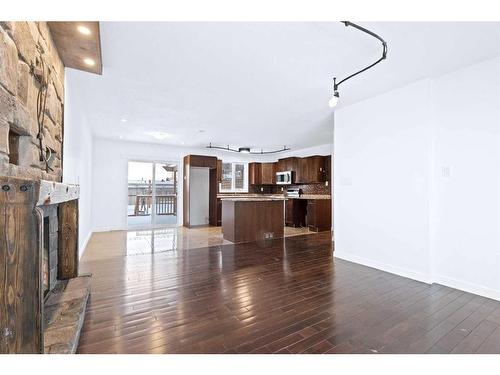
43,216 -> 50,297
41,206 -> 59,298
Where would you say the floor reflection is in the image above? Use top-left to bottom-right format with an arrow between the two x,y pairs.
83,226 -> 315,261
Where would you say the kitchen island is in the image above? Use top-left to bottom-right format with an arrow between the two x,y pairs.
220,196 -> 286,243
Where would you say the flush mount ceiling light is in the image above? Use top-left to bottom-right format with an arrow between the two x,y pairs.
329,21 -> 388,108
206,143 -> 291,155
77,25 -> 91,35
148,131 -> 172,140
83,58 -> 95,66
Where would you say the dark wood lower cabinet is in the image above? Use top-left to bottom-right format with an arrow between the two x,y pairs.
217,198 -> 222,226
222,200 -> 284,243
306,199 -> 331,232
285,198 -> 331,232
285,199 -> 307,227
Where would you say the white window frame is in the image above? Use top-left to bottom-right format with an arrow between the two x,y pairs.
219,162 -> 248,193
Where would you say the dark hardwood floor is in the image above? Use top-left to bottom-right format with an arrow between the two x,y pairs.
77,232 -> 500,354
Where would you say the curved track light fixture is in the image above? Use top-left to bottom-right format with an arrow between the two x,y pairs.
329,21 -> 388,108
206,143 -> 291,155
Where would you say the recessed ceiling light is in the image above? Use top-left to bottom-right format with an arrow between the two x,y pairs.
121,118 -> 127,123
83,58 -> 95,66
77,25 -> 91,35
148,131 -> 172,140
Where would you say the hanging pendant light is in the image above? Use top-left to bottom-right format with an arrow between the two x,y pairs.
206,143 -> 290,154
329,21 -> 388,108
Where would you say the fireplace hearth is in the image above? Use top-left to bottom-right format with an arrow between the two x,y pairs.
0,177 -> 91,354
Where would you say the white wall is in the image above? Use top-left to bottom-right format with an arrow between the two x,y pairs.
91,138 -> 187,232
63,69 -> 94,257
431,58 -> 500,298
189,168 -> 210,226
334,80 -> 434,282
334,56 -> 500,300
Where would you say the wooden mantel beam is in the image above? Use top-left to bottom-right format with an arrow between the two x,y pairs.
37,180 -> 80,206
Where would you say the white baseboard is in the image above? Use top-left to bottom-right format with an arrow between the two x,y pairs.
93,225 -> 126,232
434,275 -> 500,301
334,251 -> 500,301
334,251 -> 433,284
79,230 -> 93,260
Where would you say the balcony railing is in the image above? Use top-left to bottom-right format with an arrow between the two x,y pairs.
129,194 -> 177,216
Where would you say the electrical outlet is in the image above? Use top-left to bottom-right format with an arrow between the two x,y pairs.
260,187 -> 264,192
441,166 -> 451,178
263,232 -> 274,239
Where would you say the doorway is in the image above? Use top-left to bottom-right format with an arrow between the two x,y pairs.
127,161 -> 179,228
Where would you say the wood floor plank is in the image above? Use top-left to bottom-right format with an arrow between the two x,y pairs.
76,229 -> 500,354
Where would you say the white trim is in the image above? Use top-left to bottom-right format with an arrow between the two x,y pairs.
93,225 -> 126,232
333,251 -> 433,284
334,251 -> 500,301
78,230 -> 93,260
434,275 -> 500,302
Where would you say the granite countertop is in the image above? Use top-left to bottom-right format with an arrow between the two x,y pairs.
217,193 -> 331,200
220,196 -> 287,202
217,194 -> 283,199
289,194 -> 331,200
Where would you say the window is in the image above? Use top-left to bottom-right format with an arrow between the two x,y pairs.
219,162 -> 248,192
221,162 -> 233,191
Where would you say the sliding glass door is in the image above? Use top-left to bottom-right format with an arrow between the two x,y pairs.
127,161 -> 178,228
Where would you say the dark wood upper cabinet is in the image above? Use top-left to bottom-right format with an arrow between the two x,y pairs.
325,155 -> 331,185
217,159 -> 222,183
261,163 -> 276,185
251,155 -> 330,185
276,157 -> 298,173
296,156 -> 326,184
248,162 -> 262,185
249,162 -> 276,185
187,154 -> 218,169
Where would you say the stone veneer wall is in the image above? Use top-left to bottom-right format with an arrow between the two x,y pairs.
0,21 -> 64,182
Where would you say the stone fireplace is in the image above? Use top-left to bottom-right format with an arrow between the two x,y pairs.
1,21 -> 97,354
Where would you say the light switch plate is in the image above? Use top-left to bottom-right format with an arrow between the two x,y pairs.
341,177 -> 352,186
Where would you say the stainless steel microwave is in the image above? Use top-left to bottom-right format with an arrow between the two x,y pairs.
276,171 -> 293,185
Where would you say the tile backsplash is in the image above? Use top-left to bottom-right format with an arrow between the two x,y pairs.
249,182 -> 331,195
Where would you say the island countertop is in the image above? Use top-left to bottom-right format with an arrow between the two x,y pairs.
219,196 -> 287,202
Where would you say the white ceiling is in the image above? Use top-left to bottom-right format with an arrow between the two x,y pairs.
69,22 -> 500,150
